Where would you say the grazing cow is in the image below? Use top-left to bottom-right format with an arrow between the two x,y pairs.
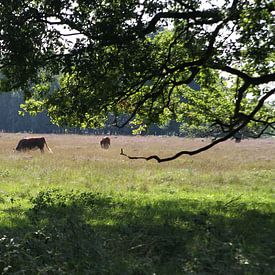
16,137 -> 52,153
100,136 -> 111,149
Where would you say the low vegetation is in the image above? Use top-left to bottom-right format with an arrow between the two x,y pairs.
0,133 -> 274,274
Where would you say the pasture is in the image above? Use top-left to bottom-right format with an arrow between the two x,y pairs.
0,133 -> 274,274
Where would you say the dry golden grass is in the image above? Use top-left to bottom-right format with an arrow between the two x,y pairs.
0,132 -> 274,196
1,132 -> 274,167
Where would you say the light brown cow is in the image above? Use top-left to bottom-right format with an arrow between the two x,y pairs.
15,137 -> 52,153
100,136 -> 111,149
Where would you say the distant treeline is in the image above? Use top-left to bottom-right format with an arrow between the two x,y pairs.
0,92 -> 60,134
1,92 -> 273,138
0,92 -> 181,136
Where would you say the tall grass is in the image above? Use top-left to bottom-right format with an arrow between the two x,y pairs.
0,133 -> 274,274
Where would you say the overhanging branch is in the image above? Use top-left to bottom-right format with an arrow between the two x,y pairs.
143,9 -> 223,34
120,88 -> 275,162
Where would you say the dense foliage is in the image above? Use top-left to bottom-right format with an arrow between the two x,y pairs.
0,0 -> 274,158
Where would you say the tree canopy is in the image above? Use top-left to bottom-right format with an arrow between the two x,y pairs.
0,0 -> 274,161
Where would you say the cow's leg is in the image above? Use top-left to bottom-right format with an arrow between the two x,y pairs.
40,145 -> 45,153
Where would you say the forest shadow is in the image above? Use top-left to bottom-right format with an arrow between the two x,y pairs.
0,190 -> 274,274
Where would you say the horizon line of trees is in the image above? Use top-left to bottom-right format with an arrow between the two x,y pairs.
0,91 -> 181,136
1,91 -> 273,139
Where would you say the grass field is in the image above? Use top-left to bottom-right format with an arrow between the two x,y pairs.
0,133 -> 274,274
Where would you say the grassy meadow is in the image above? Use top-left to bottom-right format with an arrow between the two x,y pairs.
0,133 -> 274,274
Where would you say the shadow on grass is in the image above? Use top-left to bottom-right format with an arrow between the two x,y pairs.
0,190 -> 274,274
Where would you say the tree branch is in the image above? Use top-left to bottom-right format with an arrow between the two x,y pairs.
210,64 -> 275,84
120,88 -> 275,162
143,9 -> 223,34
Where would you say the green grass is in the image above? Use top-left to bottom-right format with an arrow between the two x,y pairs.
0,134 -> 274,274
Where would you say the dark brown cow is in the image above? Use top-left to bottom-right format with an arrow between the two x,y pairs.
16,137 -> 52,153
100,136 -> 110,149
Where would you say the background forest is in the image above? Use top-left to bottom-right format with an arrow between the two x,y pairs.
0,91 -> 179,135
1,90 -> 273,139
